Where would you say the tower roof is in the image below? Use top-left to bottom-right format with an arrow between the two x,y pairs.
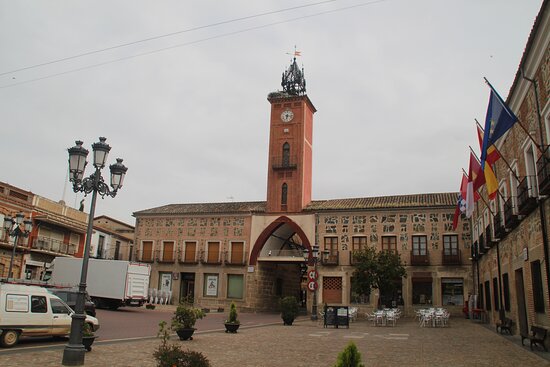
281,57 -> 306,96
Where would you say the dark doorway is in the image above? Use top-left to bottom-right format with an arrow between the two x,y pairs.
515,268 -> 529,337
180,272 -> 195,304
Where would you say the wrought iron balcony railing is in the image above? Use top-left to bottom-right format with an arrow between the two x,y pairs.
410,250 -> 430,266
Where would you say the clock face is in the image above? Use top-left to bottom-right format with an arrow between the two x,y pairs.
280,109 -> 294,122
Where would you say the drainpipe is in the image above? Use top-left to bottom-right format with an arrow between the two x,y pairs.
521,69 -> 550,306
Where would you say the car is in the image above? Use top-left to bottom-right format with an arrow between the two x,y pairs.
0,283 -> 99,347
48,288 -> 97,317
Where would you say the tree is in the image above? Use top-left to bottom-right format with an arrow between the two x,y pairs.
351,247 -> 406,306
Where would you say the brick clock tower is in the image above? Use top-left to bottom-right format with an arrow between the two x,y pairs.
266,58 -> 316,213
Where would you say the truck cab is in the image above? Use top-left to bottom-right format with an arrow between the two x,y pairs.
0,283 -> 99,347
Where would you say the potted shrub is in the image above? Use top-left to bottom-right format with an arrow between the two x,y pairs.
333,342 -> 364,367
224,302 -> 240,333
279,296 -> 299,326
171,302 -> 206,340
154,321 -> 211,367
81,322 -> 96,352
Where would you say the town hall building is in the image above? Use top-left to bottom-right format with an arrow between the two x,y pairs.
133,58 -> 472,317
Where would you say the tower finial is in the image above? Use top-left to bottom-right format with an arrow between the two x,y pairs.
281,48 -> 306,96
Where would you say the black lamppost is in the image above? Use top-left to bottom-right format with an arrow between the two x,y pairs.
62,137 -> 127,366
3,213 -> 32,279
303,244 -> 328,321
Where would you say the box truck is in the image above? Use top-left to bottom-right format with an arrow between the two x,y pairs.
46,257 -> 150,310
0,282 -> 99,347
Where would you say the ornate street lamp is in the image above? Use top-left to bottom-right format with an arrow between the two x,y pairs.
303,244 -> 329,321
3,213 -> 33,279
62,137 -> 127,366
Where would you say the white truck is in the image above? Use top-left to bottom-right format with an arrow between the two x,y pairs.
47,257 -> 150,310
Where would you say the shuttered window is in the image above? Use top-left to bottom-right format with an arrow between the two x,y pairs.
207,242 -> 220,263
184,242 -> 196,262
163,241 -> 174,261
142,241 -> 153,261
230,242 -> 244,264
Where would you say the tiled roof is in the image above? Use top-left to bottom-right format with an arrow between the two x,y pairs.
133,201 -> 266,216
305,192 -> 458,211
133,192 -> 457,216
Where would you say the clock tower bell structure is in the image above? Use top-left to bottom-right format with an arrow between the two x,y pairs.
266,58 -> 316,213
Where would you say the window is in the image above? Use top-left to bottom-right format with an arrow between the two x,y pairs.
227,274 -> 244,299
382,236 -> 397,252
184,241 -> 197,262
412,279 -> 432,305
531,260 -> 545,313
207,241 -> 220,263
524,142 -> 539,197
281,183 -> 288,206
412,236 -> 427,255
351,237 -> 366,251
203,274 -> 219,297
141,241 -> 153,261
502,273 -> 510,312
478,283 -> 484,308
230,242 -> 244,264
31,296 -> 47,313
162,241 -> 175,262
324,237 -> 338,254
443,235 -> 458,255
114,241 -> 121,260
51,299 -> 70,314
350,276 -> 369,304
97,235 -> 105,259
484,281 -> 491,311
442,278 -> 463,306
510,164 -> 519,213
282,142 -> 290,167
493,278 -> 500,311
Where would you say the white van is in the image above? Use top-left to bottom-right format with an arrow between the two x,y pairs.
0,283 -> 100,347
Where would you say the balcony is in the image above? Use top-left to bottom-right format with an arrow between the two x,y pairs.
410,250 -> 430,266
470,241 -> 478,260
537,153 -> 550,195
493,211 -> 506,239
442,249 -> 461,265
517,176 -> 538,216
321,251 -> 339,266
503,197 -> 519,230
200,250 -> 223,265
155,248 -> 176,264
485,224 -> 498,249
271,155 -> 298,170
224,251 -> 247,266
31,237 -> 74,255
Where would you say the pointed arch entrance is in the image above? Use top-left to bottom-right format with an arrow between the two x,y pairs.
247,216 -> 312,311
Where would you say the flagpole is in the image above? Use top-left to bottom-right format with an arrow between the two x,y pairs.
475,120 -> 521,182
483,77 -> 541,151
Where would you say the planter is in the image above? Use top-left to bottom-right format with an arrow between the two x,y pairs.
282,317 -> 295,326
82,336 -> 97,352
176,328 -> 196,341
224,322 -> 240,333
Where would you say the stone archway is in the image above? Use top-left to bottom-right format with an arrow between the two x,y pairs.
246,216 -> 312,311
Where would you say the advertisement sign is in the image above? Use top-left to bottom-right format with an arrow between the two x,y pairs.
160,273 -> 172,293
206,275 -> 218,296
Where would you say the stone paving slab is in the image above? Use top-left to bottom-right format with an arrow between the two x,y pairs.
0,317 -> 548,367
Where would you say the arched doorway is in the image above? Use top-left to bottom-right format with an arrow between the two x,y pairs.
248,216 -> 312,312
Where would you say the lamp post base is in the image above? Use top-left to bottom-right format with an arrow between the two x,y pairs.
62,344 -> 86,366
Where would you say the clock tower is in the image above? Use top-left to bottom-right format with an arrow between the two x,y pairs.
266,58 -> 316,213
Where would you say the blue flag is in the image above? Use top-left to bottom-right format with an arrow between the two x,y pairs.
480,84 -> 518,167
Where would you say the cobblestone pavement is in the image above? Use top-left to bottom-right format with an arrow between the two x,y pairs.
0,317 -> 548,367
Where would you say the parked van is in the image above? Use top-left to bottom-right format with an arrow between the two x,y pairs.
0,283 -> 100,347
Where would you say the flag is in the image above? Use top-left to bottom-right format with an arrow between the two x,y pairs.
452,173 -> 468,230
480,83 -> 518,168
477,124 -> 500,165
471,149 -> 498,200
294,51 -> 301,57
466,154 -> 476,218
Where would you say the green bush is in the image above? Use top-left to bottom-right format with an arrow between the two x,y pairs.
226,302 -> 239,324
333,342 -> 364,367
279,296 -> 299,325
172,303 -> 206,329
154,321 -> 211,367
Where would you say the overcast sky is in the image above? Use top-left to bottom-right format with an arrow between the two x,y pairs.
0,0 -> 544,225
